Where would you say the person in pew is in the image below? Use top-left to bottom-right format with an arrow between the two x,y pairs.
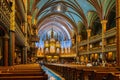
40,60 -> 44,66
102,60 -> 106,67
86,61 -> 92,67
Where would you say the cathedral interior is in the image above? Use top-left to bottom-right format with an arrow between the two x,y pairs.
0,0 -> 120,80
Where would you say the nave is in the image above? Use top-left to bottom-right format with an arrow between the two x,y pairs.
0,0 -> 120,80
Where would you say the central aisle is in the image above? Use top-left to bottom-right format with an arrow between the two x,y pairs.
42,66 -> 64,80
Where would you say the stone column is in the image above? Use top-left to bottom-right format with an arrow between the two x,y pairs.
3,34 -> 9,66
21,47 -> 24,64
24,46 -> 28,64
87,29 -> 91,54
9,0 -> 15,66
116,0 -> 120,66
24,20 -> 28,64
101,20 -> 107,61
23,0 -> 28,64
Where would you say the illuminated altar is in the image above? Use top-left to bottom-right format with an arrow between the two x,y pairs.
44,29 -> 61,62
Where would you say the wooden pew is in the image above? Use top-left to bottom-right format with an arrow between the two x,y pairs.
0,64 -> 48,80
0,76 -> 47,80
109,72 -> 120,80
45,63 -> 120,80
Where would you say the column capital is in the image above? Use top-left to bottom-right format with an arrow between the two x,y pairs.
3,34 -> 9,39
33,19 -> 37,25
86,29 -> 91,33
77,35 -> 81,42
27,15 -> 32,24
101,20 -> 108,24
87,29 -> 91,38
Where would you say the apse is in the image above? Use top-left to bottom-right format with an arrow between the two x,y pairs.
37,15 -> 74,49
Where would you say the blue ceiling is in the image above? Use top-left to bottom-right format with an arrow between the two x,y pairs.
36,0 -> 95,24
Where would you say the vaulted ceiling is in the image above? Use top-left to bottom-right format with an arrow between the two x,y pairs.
27,0 -> 115,47
27,0 -> 95,40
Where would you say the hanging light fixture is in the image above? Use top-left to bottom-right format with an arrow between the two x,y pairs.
51,2 -> 67,13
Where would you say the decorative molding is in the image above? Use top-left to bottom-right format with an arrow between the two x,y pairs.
0,0 -> 11,28
60,53 -> 76,57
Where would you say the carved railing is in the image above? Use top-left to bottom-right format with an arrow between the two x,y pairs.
79,50 -> 88,55
78,40 -> 87,46
105,44 -> 116,52
105,27 -> 116,38
0,0 -> 11,28
60,53 -> 76,57
15,22 -> 25,45
90,34 -> 102,43
89,47 -> 102,53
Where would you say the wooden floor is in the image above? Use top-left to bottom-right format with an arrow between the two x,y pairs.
0,64 -> 48,80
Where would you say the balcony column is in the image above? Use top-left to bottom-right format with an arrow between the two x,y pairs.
3,34 -> 9,66
87,29 -> 91,54
77,35 -> 81,43
101,20 -> 107,61
76,34 -> 78,57
116,0 -> 120,66
9,0 -> 15,66
24,1 -> 29,64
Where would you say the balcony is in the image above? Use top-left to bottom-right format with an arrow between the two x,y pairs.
79,27 -> 116,46
78,43 -> 116,55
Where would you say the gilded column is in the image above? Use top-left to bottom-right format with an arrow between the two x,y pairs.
87,29 -> 91,54
101,20 -> 107,61
75,34 -> 78,59
77,35 -> 81,43
3,34 -> 9,66
9,0 -> 15,66
24,1 -> 28,64
116,0 -> 120,66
